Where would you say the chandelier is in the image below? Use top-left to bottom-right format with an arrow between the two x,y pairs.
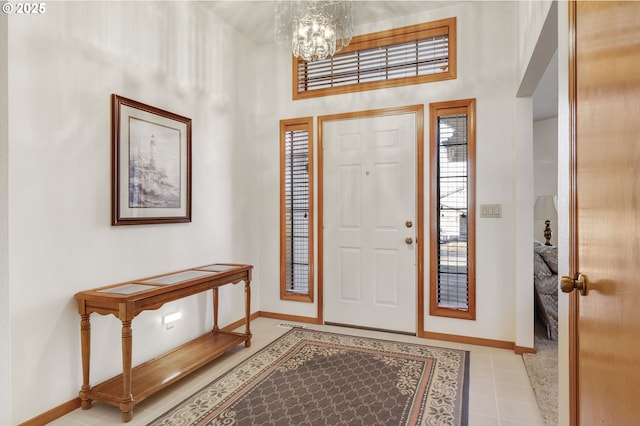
275,1 -> 354,62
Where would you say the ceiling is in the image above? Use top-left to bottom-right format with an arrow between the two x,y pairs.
201,1 -> 468,46
202,0 -> 557,121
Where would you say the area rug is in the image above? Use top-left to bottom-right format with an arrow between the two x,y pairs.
149,328 -> 470,426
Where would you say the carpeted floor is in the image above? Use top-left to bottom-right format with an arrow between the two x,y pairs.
148,328 -> 470,426
522,320 -> 558,426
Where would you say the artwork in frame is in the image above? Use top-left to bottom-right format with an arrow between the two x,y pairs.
111,94 -> 192,225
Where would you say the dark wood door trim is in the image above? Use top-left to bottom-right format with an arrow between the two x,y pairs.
568,1 -> 579,424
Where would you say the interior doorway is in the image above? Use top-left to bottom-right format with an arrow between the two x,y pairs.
525,8 -> 559,426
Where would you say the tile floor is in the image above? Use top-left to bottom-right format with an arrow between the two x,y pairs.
50,318 -> 544,426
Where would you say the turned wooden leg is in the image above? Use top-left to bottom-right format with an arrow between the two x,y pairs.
212,287 -> 219,332
120,320 -> 134,422
79,313 -> 92,409
244,280 -> 252,347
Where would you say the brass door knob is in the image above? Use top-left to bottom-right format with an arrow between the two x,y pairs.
560,274 -> 588,296
405,237 -> 413,245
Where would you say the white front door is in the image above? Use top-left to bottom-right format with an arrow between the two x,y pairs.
322,112 -> 417,333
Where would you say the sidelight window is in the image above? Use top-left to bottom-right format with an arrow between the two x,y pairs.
280,117 -> 314,302
429,99 -> 476,319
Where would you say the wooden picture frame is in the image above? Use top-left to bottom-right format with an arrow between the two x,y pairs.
111,94 -> 192,225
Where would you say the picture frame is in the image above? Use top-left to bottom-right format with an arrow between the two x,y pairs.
111,94 -> 192,225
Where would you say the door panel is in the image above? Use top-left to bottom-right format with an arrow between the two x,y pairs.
323,112 -> 417,333
571,2 -> 640,423
374,249 -> 398,306
340,165 -> 361,227
339,248 -> 362,302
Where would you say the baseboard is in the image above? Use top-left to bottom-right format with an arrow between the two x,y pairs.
220,311 -> 261,332
257,310 -> 321,325
420,329 -> 516,351
515,345 -> 536,354
260,313 -> 526,354
260,313 -> 524,353
18,398 -> 81,426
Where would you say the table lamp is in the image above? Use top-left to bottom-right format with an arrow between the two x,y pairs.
534,195 -> 557,246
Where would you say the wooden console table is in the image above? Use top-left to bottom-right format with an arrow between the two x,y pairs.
74,263 -> 253,422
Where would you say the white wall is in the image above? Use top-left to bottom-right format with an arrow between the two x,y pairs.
534,116 -> 558,245
557,3 -> 570,424
256,2 -> 532,344
6,2 -> 259,423
517,0 -> 555,95
534,117 -> 559,196
513,97 -> 535,349
0,10 -> 12,426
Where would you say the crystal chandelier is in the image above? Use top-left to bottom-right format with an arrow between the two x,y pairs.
275,1 -> 354,62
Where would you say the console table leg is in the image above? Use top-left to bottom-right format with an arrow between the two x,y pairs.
120,403 -> 133,423
212,288 -> 219,332
79,313 -> 92,409
244,280 -> 252,347
120,320 -> 134,422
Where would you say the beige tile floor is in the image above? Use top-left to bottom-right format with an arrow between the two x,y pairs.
50,318 -> 544,426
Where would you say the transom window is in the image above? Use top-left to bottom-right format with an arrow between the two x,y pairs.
293,17 -> 456,100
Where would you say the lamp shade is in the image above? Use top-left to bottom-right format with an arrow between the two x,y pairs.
534,195 -> 557,220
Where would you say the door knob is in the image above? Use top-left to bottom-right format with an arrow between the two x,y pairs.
560,273 -> 588,296
405,220 -> 413,228
405,237 -> 413,245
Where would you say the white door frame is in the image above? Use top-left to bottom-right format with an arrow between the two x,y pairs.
317,105 -> 425,333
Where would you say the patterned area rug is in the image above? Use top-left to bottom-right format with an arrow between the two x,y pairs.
149,328 -> 470,426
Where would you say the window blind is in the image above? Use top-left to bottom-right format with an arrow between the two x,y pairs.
297,35 -> 449,93
436,114 -> 469,309
284,129 -> 310,294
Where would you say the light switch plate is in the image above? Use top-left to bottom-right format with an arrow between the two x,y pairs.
480,204 -> 502,218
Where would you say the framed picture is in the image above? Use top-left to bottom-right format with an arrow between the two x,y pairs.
111,94 -> 192,225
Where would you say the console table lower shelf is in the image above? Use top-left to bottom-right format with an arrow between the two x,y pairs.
86,331 -> 249,409
75,263 -> 253,422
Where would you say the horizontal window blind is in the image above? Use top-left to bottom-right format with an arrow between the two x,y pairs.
293,17 -> 456,99
297,35 -> 449,93
284,129 -> 310,294
436,115 -> 469,310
